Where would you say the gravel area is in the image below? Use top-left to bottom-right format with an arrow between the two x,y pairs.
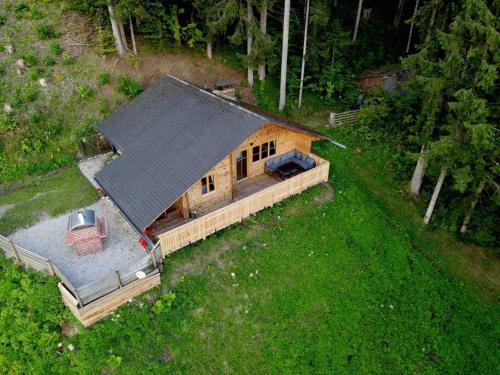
8,198 -> 147,287
78,153 -> 112,189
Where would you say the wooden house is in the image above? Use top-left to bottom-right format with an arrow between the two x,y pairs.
95,76 -> 330,256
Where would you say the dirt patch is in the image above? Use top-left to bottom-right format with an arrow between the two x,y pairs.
103,51 -> 255,103
313,183 -> 334,205
159,345 -> 172,364
59,11 -> 96,57
60,321 -> 79,337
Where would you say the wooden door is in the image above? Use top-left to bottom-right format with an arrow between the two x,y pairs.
236,150 -> 248,180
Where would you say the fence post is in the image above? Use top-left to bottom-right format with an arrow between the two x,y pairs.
115,271 -> 123,288
329,112 -> 336,126
10,241 -> 21,265
150,251 -> 158,269
48,260 -> 56,276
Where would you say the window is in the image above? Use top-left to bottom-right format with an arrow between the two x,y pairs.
236,150 -> 248,180
261,142 -> 269,159
269,140 -> 276,156
252,145 -> 260,162
201,174 -> 215,195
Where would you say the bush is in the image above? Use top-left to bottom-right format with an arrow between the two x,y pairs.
43,56 -> 56,67
14,3 -> 30,19
76,85 -> 94,100
0,113 -> 19,130
29,9 -> 44,20
27,68 -> 42,81
23,85 -> 39,102
35,24 -> 57,40
62,53 -> 75,65
116,75 -> 143,98
98,72 -> 111,86
0,14 -> 6,26
21,53 -> 38,67
49,41 -> 63,55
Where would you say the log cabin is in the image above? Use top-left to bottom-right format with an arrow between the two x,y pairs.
94,76 -> 330,256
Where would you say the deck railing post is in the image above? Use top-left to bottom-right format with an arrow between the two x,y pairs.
48,260 -> 56,276
10,241 -> 22,265
150,251 -> 158,269
115,270 -> 123,288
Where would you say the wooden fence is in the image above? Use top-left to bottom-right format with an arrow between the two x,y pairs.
328,110 -> 359,127
0,232 -> 162,322
159,154 -> 330,256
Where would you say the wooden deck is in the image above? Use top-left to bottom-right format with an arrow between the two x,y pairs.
158,154 -> 330,256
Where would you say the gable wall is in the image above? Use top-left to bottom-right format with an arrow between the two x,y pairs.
232,123 -> 315,181
182,124 -> 316,214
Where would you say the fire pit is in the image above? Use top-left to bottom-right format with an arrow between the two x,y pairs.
66,209 -> 108,256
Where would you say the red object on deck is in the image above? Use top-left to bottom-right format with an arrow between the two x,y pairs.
139,237 -> 148,250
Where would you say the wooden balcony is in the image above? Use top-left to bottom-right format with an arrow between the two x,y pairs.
158,154 -> 330,256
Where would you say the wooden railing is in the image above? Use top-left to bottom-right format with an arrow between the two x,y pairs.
159,154 -> 330,256
328,110 -> 358,127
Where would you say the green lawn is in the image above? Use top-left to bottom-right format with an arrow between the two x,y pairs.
1,143 -> 498,374
0,166 -> 99,235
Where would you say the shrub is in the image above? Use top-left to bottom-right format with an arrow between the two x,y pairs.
116,75 -> 143,98
98,72 -> 111,86
151,293 -> 176,316
0,14 -> 6,26
0,113 -> 19,130
76,85 -> 94,100
62,53 -> 75,65
23,84 -> 39,102
21,53 -> 38,67
49,41 -> 63,55
14,3 -> 30,19
35,24 -> 57,40
29,9 -> 44,20
43,56 -> 56,67
27,68 -> 42,81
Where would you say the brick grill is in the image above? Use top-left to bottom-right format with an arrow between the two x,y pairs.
66,218 -> 108,256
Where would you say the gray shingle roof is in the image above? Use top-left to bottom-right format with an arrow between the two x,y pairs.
94,75 -> 323,231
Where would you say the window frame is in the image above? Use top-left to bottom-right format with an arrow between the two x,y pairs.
252,145 -> 260,163
261,142 -> 269,159
201,174 -> 216,195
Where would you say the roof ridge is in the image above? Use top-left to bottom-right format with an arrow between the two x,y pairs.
166,75 -> 268,123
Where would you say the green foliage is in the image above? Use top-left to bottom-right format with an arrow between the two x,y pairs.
23,84 -> 39,102
151,292 -> 176,315
76,85 -> 94,100
97,72 -> 111,86
14,3 -> 31,19
43,55 -> 56,67
49,41 -> 63,55
116,75 -> 143,98
0,257 -> 65,374
21,53 -> 38,67
0,14 -> 6,25
0,113 -> 19,130
62,53 -> 76,65
35,23 -> 58,39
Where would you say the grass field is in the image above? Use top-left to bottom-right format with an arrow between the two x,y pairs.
1,141 -> 498,374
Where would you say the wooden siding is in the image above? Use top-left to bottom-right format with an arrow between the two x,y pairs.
232,123 -> 316,181
184,155 -> 233,214
158,154 -> 330,256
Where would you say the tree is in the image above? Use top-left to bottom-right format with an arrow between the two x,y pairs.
407,0 -> 499,224
278,0 -> 291,111
298,0 -> 310,108
108,2 -> 128,56
352,0 -> 363,42
247,0 -> 254,87
406,0 -> 420,53
258,0 -> 268,80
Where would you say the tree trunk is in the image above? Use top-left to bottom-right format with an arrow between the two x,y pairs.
258,0 -> 267,81
298,0 -> 310,108
278,0 -> 291,111
410,145 -> 427,199
174,14 -> 182,46
460,180 -> 485,234
129,15 -> 137,55
118,18 -> 129,51
352,0 -> 363,42
247,1 -> 254,87
108,4 -> 126,56
425,1 -> 438,43
406,0 -> 420,53
393,0 -> 405,28
207,41 -> 213,60
423,168 -> 446,225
